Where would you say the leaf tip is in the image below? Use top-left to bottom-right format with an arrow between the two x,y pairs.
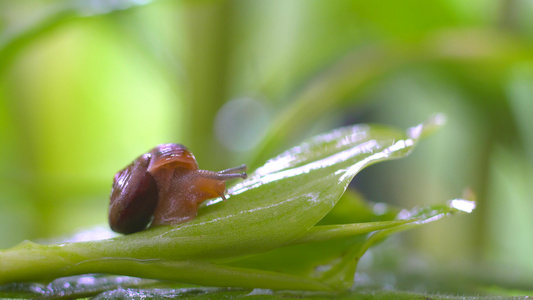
447,199 -> 476,214
407,113 -> 447,140
447,187 -> 476,214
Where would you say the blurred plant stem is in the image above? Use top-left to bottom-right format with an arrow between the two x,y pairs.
182,1 -> 235,170
249,29 -> 533,168
499,0 -> 520,31
249,42 -> 410,168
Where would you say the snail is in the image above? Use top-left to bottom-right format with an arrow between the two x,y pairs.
109,143 -> 247,234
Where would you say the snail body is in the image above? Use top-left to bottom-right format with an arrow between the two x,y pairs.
109,144 -> 247,234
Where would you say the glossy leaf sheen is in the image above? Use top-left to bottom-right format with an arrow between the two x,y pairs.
0,116 -> 461,292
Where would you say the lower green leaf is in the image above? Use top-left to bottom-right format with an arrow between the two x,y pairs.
0,115 -> 473,296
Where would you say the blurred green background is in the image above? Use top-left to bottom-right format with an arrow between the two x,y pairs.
1,0 -> 533,293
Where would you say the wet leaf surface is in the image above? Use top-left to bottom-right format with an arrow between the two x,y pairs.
0,116 -> 479,298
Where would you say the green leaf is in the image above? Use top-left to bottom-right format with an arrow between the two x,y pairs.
0,115 -> 463,292
218,192 -> 474,290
